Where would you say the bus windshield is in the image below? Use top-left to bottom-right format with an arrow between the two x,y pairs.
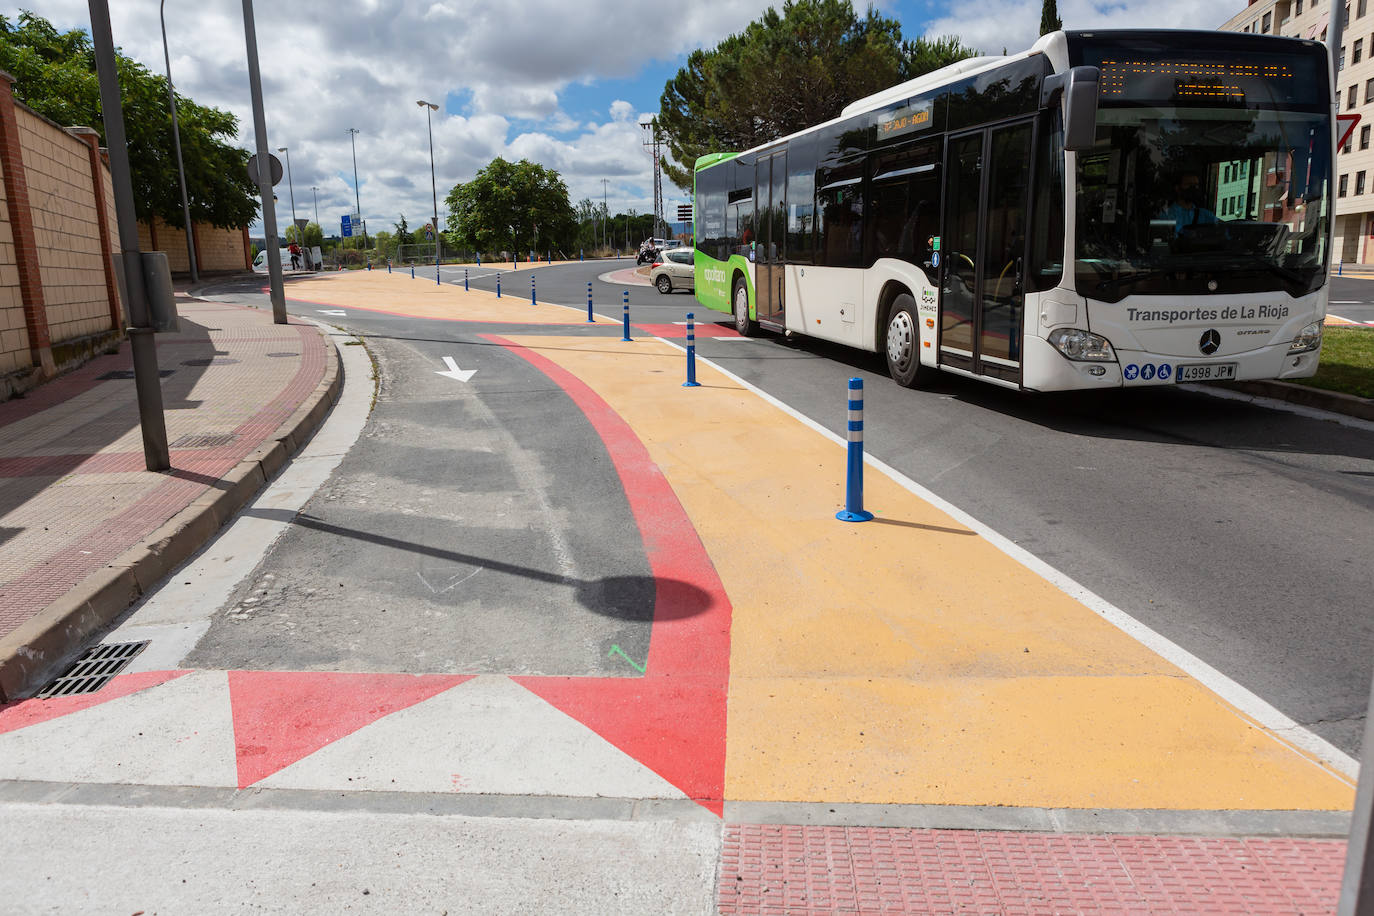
1075,107 -> 1330,302
1067,36 -> 1332,303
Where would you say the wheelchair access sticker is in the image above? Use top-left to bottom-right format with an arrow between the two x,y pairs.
1124,363 -> 1174,383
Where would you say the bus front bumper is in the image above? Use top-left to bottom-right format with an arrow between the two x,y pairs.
1022,336 -> 1322,392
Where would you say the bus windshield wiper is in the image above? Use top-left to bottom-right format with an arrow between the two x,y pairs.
1091,268 -> 1166,294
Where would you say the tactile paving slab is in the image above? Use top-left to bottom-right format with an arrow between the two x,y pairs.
718,824 -> 1345,915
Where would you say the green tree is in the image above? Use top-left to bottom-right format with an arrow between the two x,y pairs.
394,215 -> 413,247
0,11 -> 258,229
444,157 -> 576,253
284,221 -> 323,248
1040,0 -> 1062,35
656,0 -> 975,189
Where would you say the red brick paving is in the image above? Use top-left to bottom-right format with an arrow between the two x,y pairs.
718,824 -> 1345,915
0,297 -> 329,639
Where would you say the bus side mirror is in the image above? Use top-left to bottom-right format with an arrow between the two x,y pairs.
1042,66 -> 1099,152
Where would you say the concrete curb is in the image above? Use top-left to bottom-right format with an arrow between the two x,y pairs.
1211,378 -> 1374,421
0,322 -> 343,703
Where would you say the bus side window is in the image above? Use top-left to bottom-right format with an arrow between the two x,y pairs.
1028,111 -> 1066,291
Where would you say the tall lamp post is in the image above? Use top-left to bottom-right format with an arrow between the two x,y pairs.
416,100 -> 440,279
158,0 -> 197,283
311,186 -> 319,227
276,146 -> 296,263
346,127 -> 368,253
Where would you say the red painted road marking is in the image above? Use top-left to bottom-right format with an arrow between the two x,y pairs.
228,671 -> 472,788
0,670 -> 189,736
485,334 -> 732,816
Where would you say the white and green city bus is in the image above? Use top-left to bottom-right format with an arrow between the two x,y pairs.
692,30 -> 1334,390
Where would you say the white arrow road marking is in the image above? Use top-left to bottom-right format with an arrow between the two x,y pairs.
316,309 -> 347,316
435,356 -> 477,382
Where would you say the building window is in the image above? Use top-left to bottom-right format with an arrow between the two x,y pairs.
1360,0 -> 1368,17
1340,173 -> 1349,197
1298,0 -> 1304,13
1346,2 -> 1353,26
1341,46 -> 1348,70
1357,39 -> 1365,63
1263,11 -> 1273,31
1366,77 -> 1374,101
1350,84 -> 1359,109
1359,171 -> 1368,195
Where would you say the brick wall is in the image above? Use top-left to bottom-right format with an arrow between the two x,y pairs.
14,108 -> 111,346
0,145 -> 29,377
139,216 -> 250,274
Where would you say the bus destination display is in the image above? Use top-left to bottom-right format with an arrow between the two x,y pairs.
1093,58 -> 1311,107
876,99 -> 933,140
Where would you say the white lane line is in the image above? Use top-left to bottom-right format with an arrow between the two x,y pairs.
1329,300 -> 1364,304
669,341 -> 1360,780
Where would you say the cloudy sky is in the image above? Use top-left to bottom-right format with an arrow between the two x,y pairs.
18,0 -> 1245,238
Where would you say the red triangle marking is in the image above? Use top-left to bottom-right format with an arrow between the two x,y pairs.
515,675 -> 727,817
0,670 -> 189,736
229,671 -> 472,788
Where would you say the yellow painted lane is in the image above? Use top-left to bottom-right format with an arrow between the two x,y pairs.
281,272 -> 590,324
507,334 -> 1355,811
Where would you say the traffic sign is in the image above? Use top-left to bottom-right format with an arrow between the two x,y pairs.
294,218 -> 309,232
245,152 -> 283,187
676,204 -> 693,221
424,224 -> 434,241
341,214 -> 353,238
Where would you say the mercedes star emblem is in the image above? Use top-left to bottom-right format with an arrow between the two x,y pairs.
1199,329 -> 1221,355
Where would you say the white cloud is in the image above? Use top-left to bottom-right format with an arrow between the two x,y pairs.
924,0 -> 1250,56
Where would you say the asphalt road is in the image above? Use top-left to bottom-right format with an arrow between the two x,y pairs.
214,261 -> 1374,756
1328,275 -> 1374,324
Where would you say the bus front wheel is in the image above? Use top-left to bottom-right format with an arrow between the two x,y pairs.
885,295 -> 930,388
733,278 -> 757,336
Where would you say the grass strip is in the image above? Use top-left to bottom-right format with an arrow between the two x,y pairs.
1293,326 -> 1374,399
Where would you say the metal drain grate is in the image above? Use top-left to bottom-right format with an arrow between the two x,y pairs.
171,432 -> 238,449
36,641 -> 148,698
98,369 -> 174,380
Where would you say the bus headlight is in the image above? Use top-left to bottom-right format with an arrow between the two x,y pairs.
1288,320 -> 1322,353
1048,328 -> 1116,361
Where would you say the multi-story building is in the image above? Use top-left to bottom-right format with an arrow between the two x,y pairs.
1221,0 -> 1374,262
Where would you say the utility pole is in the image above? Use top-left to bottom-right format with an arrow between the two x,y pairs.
600,178 -> 610,252
159,0 -> 197,283
417,100 -> 441,275
277,146 -> 296,249
642,120 -> 665,239
241,0 -> 286,323
88,0 -> 169,470
347,127 -> 368,252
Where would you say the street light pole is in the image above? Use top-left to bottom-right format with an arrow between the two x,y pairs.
417,100 -> 441,275
346,127 -> 368,252
277,146 -> 296,243
311,186 -> 319,227
159,0 -> 198,284
89,0 -> 169,470
241,0 -> 286,323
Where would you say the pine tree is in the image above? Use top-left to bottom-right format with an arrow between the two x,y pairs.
1040,0 -> 1063,35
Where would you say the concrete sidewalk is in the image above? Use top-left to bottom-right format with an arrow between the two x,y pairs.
0,291 -> 340,701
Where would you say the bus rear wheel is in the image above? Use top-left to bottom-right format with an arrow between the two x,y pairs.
885,294 -> 930,388
733,277 -> 756,336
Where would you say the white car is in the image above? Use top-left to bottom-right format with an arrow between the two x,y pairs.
650,247 -> 694,293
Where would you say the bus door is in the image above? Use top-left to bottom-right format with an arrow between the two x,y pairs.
939,119 -> 1033,383
754,152 -> 786,326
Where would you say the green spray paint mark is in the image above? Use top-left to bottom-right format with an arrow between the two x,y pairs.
607,644 -> 646,674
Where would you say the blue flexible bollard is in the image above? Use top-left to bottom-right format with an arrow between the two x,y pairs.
621,290 -> 632,341
683,312 -> 700,388
531,275 -> 536,305
836,377 -> 873,522
387,258 -> 392,274
464,268 -> 469,292
410,263 -> 415,279
496,273 -> 501,298
587,282 -> 594,323
580,248 -> 584,262
477,252 -> 481,266
436,260 -> 440,286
